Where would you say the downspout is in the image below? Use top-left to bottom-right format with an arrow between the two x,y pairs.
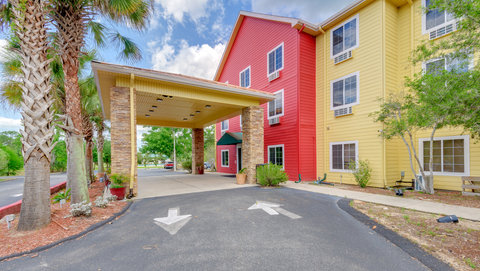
129,73 -> 135,198
296,25 -> 301,181
323,29 -> 328,176
382,0 -> 387,188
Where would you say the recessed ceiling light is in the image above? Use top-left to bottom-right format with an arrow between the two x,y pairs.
205,105 -> 211,108
183,118 -> 188,121
162,95 -> 168,98
195,110 -> 201,113
149,109 -> 154,112
169,96 -> 173,99
190,114 -> 194,116
152,105 -> 157,108
145,114 -> 150,117
156,98 -> 163,102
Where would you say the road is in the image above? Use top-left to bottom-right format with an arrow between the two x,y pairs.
0,168 -> 186,207
0,187 -> 431,271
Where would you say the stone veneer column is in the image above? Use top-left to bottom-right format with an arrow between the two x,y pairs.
110,87 -> 138,195
192,128 -> 204,174
241,105 -> 264,184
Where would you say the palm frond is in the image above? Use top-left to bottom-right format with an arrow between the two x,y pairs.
109,31 -> 142,62
87,21 -> 106,47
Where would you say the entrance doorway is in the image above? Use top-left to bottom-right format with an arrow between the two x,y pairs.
237,145 -> 242,173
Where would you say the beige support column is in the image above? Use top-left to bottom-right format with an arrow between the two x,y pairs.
241,105 -> 264,184
192,128 -> 204,174
110,87 -> 138,195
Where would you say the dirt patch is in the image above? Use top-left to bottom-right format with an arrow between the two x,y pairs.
322,183 -> 480,208
0,181 -> 127,259
352,200 -> 480,271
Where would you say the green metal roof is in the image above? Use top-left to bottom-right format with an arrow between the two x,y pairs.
217,132 -> 243,145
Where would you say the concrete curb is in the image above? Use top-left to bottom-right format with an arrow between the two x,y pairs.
0,201 -> 133,262
337,198 -> 453,271
0,182 -> 67,219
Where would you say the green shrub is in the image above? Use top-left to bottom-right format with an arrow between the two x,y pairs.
110,173 -> 129,188
238,167 -> 246,174
256,163 -> 288,187
182,159 -> 192,173
349,159 -> 372,188
52,188 -> 71,203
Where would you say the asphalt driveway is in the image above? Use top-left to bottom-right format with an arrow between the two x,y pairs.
0,187 -> 430,271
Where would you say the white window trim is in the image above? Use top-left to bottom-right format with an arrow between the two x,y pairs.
266,42 -> 284,77
418,135 -> 470,176
329,141 -> 359,173
239,66 -> 251,88
422,55 -> 474,73
330,14 -> 359,59
221,120 -> 229,133
267,89 -> 285,119
421,0 -> 458,35
330,71 -> 360,110
268,144 -> 285,170
239,115 -> 242,130
236,144 -> 241,173
221,149 -> 229,167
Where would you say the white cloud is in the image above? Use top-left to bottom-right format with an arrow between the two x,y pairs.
251,0 -> 356,23
150,40 -> 225,80
156,0 -> 209,23
137,125 -> 151,149
0,116 -> 21,132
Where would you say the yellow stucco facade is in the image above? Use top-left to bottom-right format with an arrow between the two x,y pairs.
315,0 -> 479,191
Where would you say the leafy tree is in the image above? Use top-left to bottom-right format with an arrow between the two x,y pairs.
103,140 -> 111,171
0,145 -> 22,176
0,148 -> 8,174
0,131 -> 22,156
51,139 -> 67,172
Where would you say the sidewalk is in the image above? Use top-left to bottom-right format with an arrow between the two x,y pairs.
284,181 -> 480,221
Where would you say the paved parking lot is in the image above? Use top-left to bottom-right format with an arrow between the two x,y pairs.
0,186 -> 430,271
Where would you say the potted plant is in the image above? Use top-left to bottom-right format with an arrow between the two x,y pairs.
236,168 -> 247,185
109,173 -> 129,200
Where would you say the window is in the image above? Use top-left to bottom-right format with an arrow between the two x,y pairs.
424,55 -> 472,74
330,72 -> 359,110
420,136 -> 469,175
240,66 -> 251,88
268,43 -> 284,76
221,150 -> 229,167
268,89 -> 284,119
268,145 -> 284,168
423,0 -> 456,33
221,120 -> 229,133
331,15 -> 359,58
330,141 -> 358,172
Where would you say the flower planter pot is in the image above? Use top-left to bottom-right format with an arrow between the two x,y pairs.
110,187 -> 126,200
236,173 -> 247,185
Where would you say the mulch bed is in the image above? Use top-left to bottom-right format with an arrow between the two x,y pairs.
327,183 -> 480,208
0,181 -> 127,258
353,200 -> 480,271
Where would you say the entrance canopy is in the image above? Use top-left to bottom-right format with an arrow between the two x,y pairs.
92,61 -> 274,128
217,132 -> 243,145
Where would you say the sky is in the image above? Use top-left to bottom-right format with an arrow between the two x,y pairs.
0,0 -> 354,144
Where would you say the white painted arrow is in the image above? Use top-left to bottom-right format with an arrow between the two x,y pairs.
248,201 -> 301,219
153,208 -> 192,235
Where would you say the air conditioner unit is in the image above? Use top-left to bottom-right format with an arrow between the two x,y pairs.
414,174 -> 424,191
268,71 -> 280,82
268,117 -> 280,125
334,107 -> 352,117
429,22 -> 457,40
334,50 -> 353,64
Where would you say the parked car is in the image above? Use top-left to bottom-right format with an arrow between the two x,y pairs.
164,161 -> 174,169
204,162 -> 212,169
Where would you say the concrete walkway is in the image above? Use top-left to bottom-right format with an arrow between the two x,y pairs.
137,172 -> 256,199
284,181 -> 480,221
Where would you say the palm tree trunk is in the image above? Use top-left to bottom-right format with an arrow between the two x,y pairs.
85,136 -> 94,184
11,0 -> 54,230
53,2 -> 89,204
97,124 -> 105,174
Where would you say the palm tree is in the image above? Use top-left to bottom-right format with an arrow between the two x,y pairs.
7,0 -> 54,230
50,0 -> 151,203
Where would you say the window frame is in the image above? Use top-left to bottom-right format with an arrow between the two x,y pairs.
329,141 -> 358,173
221,149 -> 229,167
239,66 -> 251,88
267,89 -> 285,119
330,72 -> 360,110
268,144 -> 285,169
330,14 -> 360,59
267,42 -> 284,77
239,115 -> 242,130
422,0 -> 457,34
422,55 -> 474,74
221,120 -> 229,133
418,135 -> 470,176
